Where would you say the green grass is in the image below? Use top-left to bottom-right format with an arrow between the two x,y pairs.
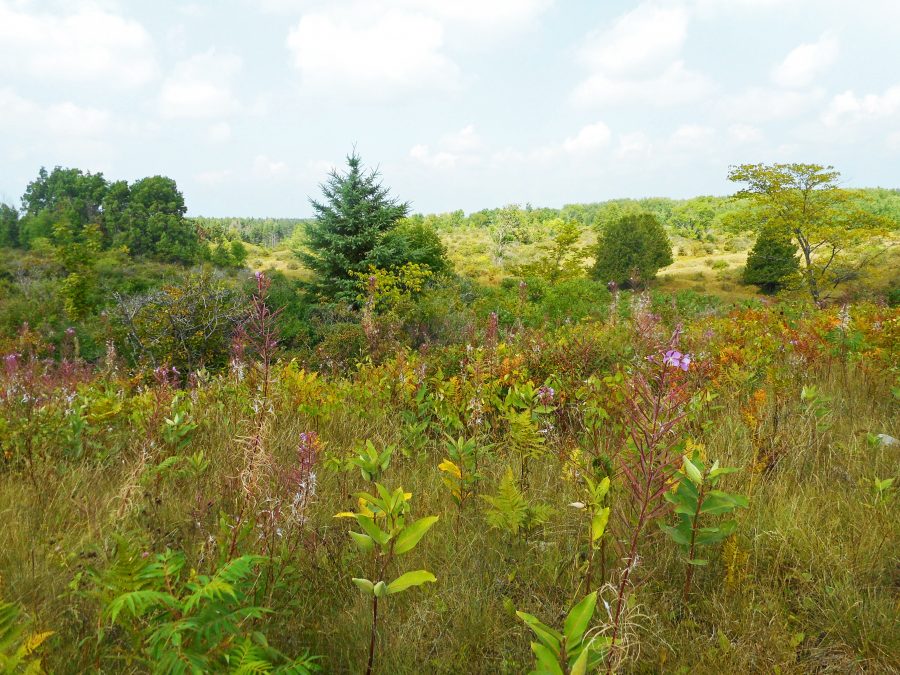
1,300 -> 897,673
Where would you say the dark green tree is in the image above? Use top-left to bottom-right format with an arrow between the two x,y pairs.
0,203 -> 19,248
300,152 -> 409,299
590,213 -> 673,286
743,227 -> 800,294
368,218 -> 449,274
113,176 -> 198,263
21,166 -> 108,226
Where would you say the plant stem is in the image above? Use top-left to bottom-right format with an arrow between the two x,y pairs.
366,595 -> 379,675
683,484 -> 705,603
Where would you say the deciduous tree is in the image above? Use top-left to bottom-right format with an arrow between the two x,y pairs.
728,163 -> 890,304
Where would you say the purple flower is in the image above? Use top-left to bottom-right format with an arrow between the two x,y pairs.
537,385 -> 555,405
663,349 -> 692,371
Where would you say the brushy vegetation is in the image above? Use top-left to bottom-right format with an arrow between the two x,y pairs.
1,282 -> 897,673
1,158 -> 899,673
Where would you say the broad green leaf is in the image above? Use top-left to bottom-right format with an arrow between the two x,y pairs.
373,581 -> 388,598
394,516 -> 439,555
564,592 -> 597,645
352,578 -> 375,595
530,642 -> 564,674
570,643 -> 590,675
516,611 -> 563,651
386,570 -> 436,595
686,558 -> 709,566
700,493 -> 744,515
683,457 -> 704,485
659,523 -> 691,547
595,476 -> 610,500
709,466 -> 740,480
349,531 -> 375,554
591,508 -> 610,543
356,516 -> 390,546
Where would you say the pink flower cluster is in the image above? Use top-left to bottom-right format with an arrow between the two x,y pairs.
663,350 -> 692,371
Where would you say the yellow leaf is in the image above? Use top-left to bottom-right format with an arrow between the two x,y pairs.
333,512 -> 357,518
23,630 -> 54,655
438,459 -> 462,479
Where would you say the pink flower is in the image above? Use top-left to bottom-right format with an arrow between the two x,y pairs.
663,349 -> 692,371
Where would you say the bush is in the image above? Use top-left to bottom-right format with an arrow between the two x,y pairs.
591,213 -> 673,287
743,227 -> 800,294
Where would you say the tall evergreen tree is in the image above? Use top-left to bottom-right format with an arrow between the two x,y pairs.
743,226 -> 800,294
300,152 -> 409,300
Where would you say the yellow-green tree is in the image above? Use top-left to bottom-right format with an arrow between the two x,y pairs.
728,163 -> 890,305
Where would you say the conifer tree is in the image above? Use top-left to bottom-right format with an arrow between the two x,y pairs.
590,213 -> 673,287
301,152 -> 409,300
743,226 -> 800,294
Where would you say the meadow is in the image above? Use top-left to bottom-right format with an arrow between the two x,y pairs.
1,172 -> 899,673
1,273 -> 898,673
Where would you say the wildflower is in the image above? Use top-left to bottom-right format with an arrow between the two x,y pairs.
537,385 -> 555,406
663,350 -> 692,371
838,303 -> 851,331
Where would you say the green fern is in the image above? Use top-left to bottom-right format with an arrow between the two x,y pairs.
90,540 -> 319,674
0,597 -> 53,674
483,467 -> 553,539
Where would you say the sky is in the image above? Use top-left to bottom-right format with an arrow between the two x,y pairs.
1,0 -> 899,217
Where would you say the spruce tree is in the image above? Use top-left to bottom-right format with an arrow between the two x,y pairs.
301,152 -> 409,300
743,226 -> 800,294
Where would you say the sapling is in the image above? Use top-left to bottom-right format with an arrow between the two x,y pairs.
336,484 -> 438,675
516,591 -> 609,675
349,440 -> 395,482
438,435 -> 482,517
659,454 -> 748,601
568,475 -> 610,592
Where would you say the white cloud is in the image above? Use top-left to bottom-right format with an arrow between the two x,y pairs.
395,0 -> 551,32
159,50 -> 242,119
441,125 -> 481,153
0,4 -> 157,88
772,33 -> 839,88
409,124 -> 484,169
0,88 -> 111,138
573,4 -> 710,107
615,132 -> 653,161
579,5 -> 688,77
822,85 -> 900,127
574,61 -> 712,107
562,121 -> 611,154
728,123 -> 764,144
286,7 -> 461,97
207,122 -> 233,143
252,154 -> 289,178
410,144 -> 462,169
717,86 -> 823,122
668,124 -> 715,150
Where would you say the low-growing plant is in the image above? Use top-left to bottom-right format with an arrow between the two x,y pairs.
659,454 -> 749,601
0,596 -> 53,674
568,474 -> 611,592
89,538 -> 319,673
516,591 -> 609,675
349,440 -> 395,482
482,467 -> 553,540
438,435 -> 483,516
336,484 -> 438,674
